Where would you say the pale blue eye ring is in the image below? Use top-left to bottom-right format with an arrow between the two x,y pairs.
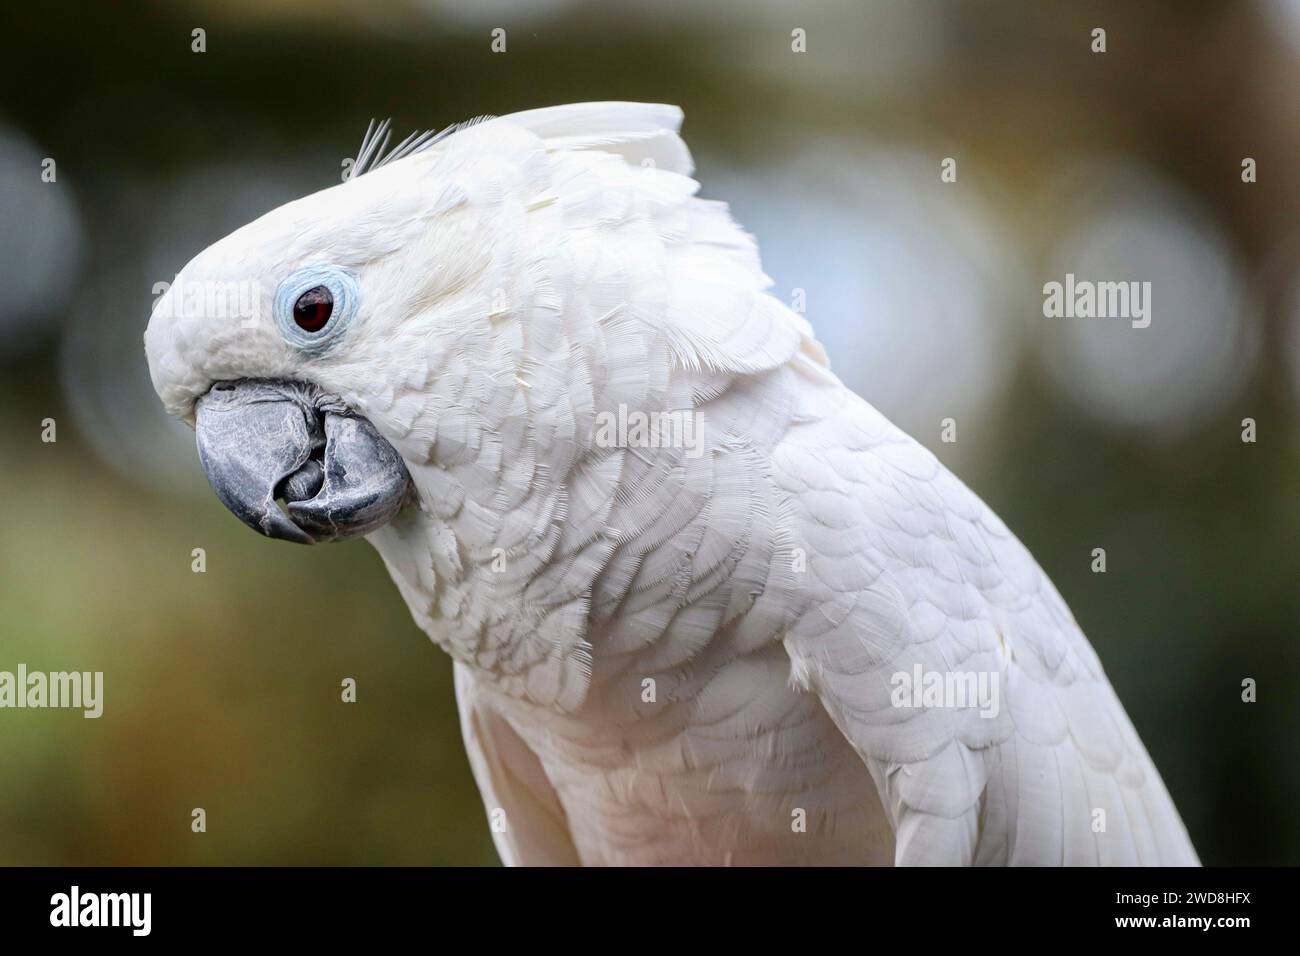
273,266 -> 360,354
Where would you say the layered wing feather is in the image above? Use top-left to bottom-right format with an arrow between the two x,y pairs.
454,663 -> 581,865
776,390 -> 1199,865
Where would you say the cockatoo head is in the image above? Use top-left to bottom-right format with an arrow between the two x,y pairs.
145,110 -> 605,545
145,103 -> 778,562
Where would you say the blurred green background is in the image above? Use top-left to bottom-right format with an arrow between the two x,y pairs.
0,0 -> 1297,865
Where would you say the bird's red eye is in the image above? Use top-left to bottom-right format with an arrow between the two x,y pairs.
292,286 -> 333,332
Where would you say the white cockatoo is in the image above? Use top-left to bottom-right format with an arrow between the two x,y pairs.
145,102 -> 1198,866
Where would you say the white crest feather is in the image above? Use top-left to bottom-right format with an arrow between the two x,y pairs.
349,115 -> 495,179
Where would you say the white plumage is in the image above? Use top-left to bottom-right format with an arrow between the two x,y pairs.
145,102 -> 1198,865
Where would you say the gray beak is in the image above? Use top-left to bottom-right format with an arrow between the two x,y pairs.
195,379 -> 411,545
